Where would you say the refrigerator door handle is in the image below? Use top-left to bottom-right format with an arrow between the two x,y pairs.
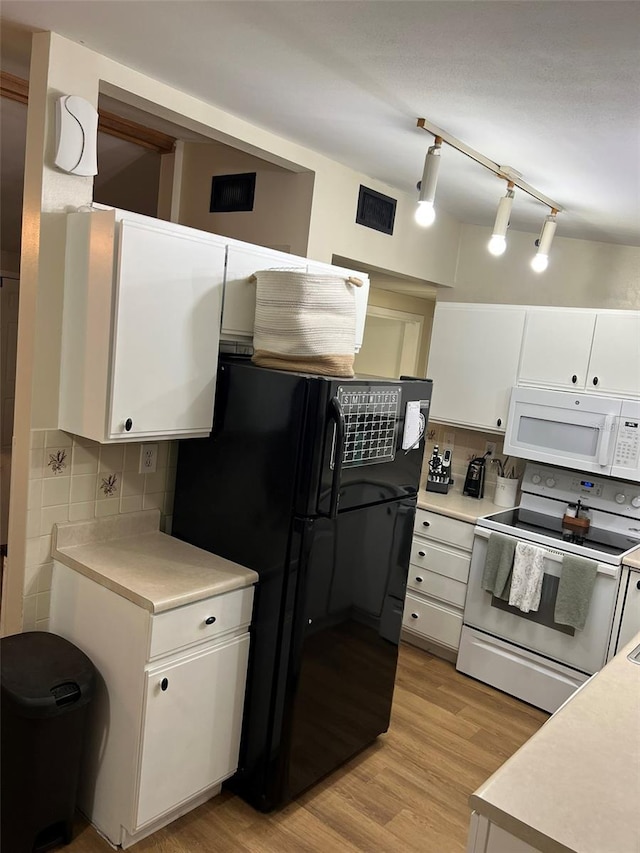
325,395 -> 346,519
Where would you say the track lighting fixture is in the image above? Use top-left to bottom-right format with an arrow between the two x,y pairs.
414,136 -> 442,227
416,118 -> 563,272
488,183 -> 515,256
530,211 -> 558,273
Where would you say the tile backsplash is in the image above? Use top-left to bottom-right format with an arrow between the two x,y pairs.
23,429 -> 177,630
421,423 -> 524,492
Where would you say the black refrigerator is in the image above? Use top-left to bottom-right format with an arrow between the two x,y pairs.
172,356 -> 432,811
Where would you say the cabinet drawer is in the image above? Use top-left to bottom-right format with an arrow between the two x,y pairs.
409,540 -> 471,584
414,508 -> 474,551
407,567 -> 467,608
150,586 -> 254,659
402,592 -> 463,650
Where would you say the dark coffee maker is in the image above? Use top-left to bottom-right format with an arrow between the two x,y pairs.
463,454 -> 488,498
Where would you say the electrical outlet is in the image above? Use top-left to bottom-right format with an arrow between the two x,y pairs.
139,443 -> 158,474
485,441 -> 497,457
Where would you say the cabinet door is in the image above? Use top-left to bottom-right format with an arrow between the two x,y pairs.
588,312 -> 640,397
518,308 -> 596,390
616,570 -> 640,653
109,219 -> 226,439
427,304 -> 526,432
221,242 -> 306,340
134,634 -> 249,830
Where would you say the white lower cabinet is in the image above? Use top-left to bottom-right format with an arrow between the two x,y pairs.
467,812 -> 540,853
402,508 -> 473,655
49,562 -> 254,849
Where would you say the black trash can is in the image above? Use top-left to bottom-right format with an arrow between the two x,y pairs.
1,631 -> 96,853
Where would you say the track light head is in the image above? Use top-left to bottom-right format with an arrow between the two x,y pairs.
530,211 -> 558,273
488,184 -> 515,256
415,137 -> 442,227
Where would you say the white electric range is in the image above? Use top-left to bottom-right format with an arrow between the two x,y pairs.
457,462 -> 640,713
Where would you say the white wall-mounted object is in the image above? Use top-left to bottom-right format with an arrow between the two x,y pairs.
50,561 -> 254,849
54,95 -> 99,176
427,303 -> 527,433
518,307 -> 640,397
60,207 -> 226,442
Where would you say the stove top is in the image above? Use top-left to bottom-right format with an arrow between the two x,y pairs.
481,507 -> 640,558
476,462 -> 640,564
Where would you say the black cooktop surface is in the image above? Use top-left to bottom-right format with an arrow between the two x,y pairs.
482,507 -> 640,557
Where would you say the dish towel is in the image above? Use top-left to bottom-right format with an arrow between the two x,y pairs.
508,541 -> 545,613
555,554 -> 598,631
481,533 -> 516,600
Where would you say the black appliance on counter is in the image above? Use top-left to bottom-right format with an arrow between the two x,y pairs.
463,452 -> 490,499
172,356 -> 432,812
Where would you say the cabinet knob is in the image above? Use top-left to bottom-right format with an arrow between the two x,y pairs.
415,576 -> 424,583
496,418 -> 502,427
592,376 -> 599,386
418,550 -> 426,557
160,678 -> 169,691
411,612 -> 419,619
571,375 -> 577,384
205,616 -> 216,625
125,418 -> 133,432
636,580 -> 640,591
422,521 -> 430,528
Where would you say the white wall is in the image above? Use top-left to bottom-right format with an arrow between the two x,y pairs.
179,142 -> 314,257
448,224 -> 640,309
3,31 -> 459,634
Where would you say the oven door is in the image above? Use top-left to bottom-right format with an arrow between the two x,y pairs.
463,527 -> 620,674
504,387 -> 622,475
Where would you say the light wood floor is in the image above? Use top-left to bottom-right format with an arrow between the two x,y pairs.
66,643 -> 548,853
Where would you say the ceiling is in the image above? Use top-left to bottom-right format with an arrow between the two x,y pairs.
1,1 -> 639,247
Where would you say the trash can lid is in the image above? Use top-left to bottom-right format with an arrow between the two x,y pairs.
1,631 -> 96,718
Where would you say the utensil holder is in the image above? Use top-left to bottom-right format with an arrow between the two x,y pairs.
494,476 -> 518,508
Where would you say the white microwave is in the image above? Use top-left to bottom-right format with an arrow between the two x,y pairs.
504,388 -> 640,482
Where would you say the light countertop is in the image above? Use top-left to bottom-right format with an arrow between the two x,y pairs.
52,510 -> 258,614
469,632 -> 640,853
623,548 -> 640,570
417,483 -> 505,524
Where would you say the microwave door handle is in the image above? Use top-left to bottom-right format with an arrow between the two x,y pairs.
598,415 -> 617,467
327,396 -> 346,519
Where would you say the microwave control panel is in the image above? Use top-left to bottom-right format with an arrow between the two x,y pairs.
614,419 -> 640,470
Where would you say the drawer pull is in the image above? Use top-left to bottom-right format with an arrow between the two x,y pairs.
415,576 -> 423,583
418,550 -> 426,557
205,616 -> 217,625
422,521 -> 430,528
411,612 -> 419,619
160,678 -> 169,691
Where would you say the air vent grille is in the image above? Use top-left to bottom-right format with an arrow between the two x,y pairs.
356,186 -> 396,235
210,172 -> 256,213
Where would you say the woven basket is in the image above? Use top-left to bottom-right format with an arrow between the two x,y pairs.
251,270 -> 363,377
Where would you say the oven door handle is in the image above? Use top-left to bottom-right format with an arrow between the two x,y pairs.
473,528 -> 619,578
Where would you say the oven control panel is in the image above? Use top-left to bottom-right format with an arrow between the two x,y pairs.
522,463 -> 640,519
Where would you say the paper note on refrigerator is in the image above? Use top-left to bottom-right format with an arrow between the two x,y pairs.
402,400 -> 425,451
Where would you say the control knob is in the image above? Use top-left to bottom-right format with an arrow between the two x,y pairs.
632,497 -> 640,509
531,474 -> 542,485
545,477 -> 556,488
615,493 -> 627,505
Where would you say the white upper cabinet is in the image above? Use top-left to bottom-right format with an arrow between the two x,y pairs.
60,208 -> 226,443
587,312 -> 640,397
519,308 -> 640,398
220,241 -> 307,342
518,308 -> 597,391
427,303 -> 526,432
